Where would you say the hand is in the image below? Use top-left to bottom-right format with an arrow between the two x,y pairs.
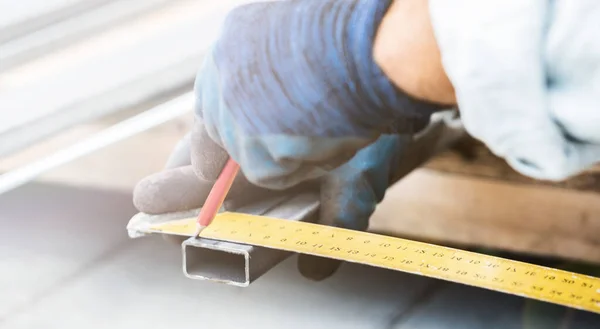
196,0 -> 447,191
133,115 -> 461,281
426,0 -> 600,181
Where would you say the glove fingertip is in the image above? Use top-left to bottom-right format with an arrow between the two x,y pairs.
133,166 -> 207,214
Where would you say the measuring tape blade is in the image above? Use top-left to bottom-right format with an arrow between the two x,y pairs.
148,212 -> 600,314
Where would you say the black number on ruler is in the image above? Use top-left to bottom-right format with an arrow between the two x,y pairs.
550,290 -> 563,296
474,274 -> 486,280
493,278 -> 505,283
487,263 -> 499,268
562,279 -> 575,284
296,241 -> 307,245
505,267 -> 516,272
570,294 -> 582,300
511,281 -> 523,287
330,246 -> 341,252
414,249 -> 426,254
346,237 -> 353,241
525,271 -> 536,276
295,229 -> 302,232
380,243 -> 390,248
365,253 -> 376,257
591,298 -> 600,304
440,267 -> 450,272
312,231 -> 319,235
263,235 -> 271,239
532,286 -> 543,291
280,238 -> 287,242
397,246 -> 408,251
383,256 -> 395,261
432,252 -> 444,257
469,260 -> 481,265
582,282 -> 594,289
364,240 -> 371,244
312,244 -> 323,248
347,250 -> 359,254
401,259 -> 413,265
451,256 -> 463,261
456,271 -> 468,276
544,275 -> 556,281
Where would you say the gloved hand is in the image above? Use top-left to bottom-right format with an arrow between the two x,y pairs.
132,0 -> 463,280
197,0 -> 448,191
133,113 -> 461,281
428,0 -> 600,181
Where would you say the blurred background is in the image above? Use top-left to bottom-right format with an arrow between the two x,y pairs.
0,0 -> 251,190
1,1 -> 599,328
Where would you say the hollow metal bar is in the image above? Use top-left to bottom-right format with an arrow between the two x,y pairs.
127,192 -> 320,287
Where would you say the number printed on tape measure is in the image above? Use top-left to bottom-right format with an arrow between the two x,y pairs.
149,212 -> 600,314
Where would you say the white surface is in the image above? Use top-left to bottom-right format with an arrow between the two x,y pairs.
0,0 -> 171,69
0,0 -> 83,30
0,0 -> 255,157
0,0 -> 237,135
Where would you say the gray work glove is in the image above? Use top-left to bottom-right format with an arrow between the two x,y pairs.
133,113 -> 462,281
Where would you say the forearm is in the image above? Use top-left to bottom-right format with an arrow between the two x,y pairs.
374,0 -> 456,106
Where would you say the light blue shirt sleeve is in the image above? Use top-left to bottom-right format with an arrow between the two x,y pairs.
428,0 -> 600,181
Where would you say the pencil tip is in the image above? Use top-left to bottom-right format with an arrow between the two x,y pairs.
194,225 -> 206,239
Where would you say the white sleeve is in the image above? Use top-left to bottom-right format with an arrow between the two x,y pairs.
546,0 -> 600,144
428,0 -> 600,181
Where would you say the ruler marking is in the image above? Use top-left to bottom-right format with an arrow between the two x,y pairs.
148,212 -> 600,313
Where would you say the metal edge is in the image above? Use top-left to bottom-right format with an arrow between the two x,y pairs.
181,192 -> 320,286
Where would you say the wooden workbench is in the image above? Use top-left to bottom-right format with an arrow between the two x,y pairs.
371,137 -> 600,264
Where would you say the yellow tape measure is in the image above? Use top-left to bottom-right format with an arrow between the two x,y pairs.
148,212 -> 600,314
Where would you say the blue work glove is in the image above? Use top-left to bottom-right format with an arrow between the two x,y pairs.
197,0 -> 447,190
429,0 -> 600,181
133,114 -> 460,280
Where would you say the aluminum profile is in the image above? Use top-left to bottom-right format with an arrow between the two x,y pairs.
127,192 -> 320,287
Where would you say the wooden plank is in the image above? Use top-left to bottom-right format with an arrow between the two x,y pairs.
425,136 -> 600,193
369,169 -> 600,264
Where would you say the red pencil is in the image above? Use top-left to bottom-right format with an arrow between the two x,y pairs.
193,157 -> 240,238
